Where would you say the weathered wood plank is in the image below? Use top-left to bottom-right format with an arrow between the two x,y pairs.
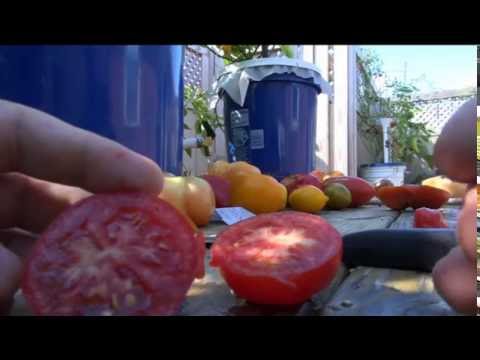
323,205 -> 462,316
322,266 -> 459,316
319,206 -> 399,235
202,206 -> 400,244
8,206 -> 404,316
180,252 -> 347,316
181,206 -> 399,316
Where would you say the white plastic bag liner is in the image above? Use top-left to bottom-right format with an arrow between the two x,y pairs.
214,58 -> 331,107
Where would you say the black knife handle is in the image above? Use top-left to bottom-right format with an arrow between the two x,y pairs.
342,229 -> 458,273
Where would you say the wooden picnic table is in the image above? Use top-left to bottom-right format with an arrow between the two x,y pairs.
10,204 -> 466,316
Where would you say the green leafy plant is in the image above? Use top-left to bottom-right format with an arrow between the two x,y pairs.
184,84 -> 223,158
206,45 -> 294,64
385,81 -> 435,167
357,49 -> 434,169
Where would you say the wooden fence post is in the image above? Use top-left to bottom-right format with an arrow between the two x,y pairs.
332,45 -> 358,176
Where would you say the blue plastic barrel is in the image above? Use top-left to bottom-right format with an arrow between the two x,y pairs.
222,72 -> 321,180
0,45 -> 184,175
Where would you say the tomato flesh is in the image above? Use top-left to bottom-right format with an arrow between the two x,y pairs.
414,207 -> 449,228
210,211 -> 342,305
22,193 -> 204,316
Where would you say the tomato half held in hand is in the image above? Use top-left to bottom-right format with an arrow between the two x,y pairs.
22,193 -> 205,316
210,212 -> 343,305
414,208 -> 449,228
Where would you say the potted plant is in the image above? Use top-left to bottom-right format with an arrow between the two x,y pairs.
357,49 -> 435,185
205,45 -> 295,64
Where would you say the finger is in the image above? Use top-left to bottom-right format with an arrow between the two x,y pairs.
0,99 -> 164,194
0,172 -> 91,233
432,246 -> 476,315
433,98 -> 476,183
456,187 -> 476,262
0,244 -> 22,315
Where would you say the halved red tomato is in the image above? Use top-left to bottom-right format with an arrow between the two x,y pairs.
414,207 -> 449,228
210,211 -> 342,305
22,193 -> 204,316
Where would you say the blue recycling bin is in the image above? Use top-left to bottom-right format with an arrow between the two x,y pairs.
220,59 -> 324,181
0,45 -> 185,175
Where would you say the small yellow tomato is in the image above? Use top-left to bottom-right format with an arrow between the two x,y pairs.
288,185 -> 329,213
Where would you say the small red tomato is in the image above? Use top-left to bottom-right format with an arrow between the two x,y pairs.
414,207 -> 449,228
323,176 -> 375,207
22,193 -> 204,316
210,211 -> 342,305
282,174 -> 323,195
309,169 -> 326,182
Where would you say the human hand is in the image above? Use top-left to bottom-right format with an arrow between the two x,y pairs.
432,98 -> 476,315
0,100 -> 164,314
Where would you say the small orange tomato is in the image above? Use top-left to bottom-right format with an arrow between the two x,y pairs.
223,161 -> 261,184
230,173 -> 287,214
322,170 -> 345,181
309,169 -> 327,182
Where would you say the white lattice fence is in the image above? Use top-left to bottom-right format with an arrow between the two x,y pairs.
412,95 -> 475,135
184,47 -> 204,88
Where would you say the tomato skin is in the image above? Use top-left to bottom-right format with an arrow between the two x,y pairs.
309,169 -> 326,182
283,174 -> 323,195
160,176 -> 215,227
223,161 -> 261,184
218,250 -> 341,305
410,185 -> 450,209
22,193 -> 204,316
210,211 -> 342,305
414,208 -> 449,228
377,185 -> 450,210
230,174 -> 287,214
323,176 -> 375,207
201,175 -> 232,208
376,186 -> 412,210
